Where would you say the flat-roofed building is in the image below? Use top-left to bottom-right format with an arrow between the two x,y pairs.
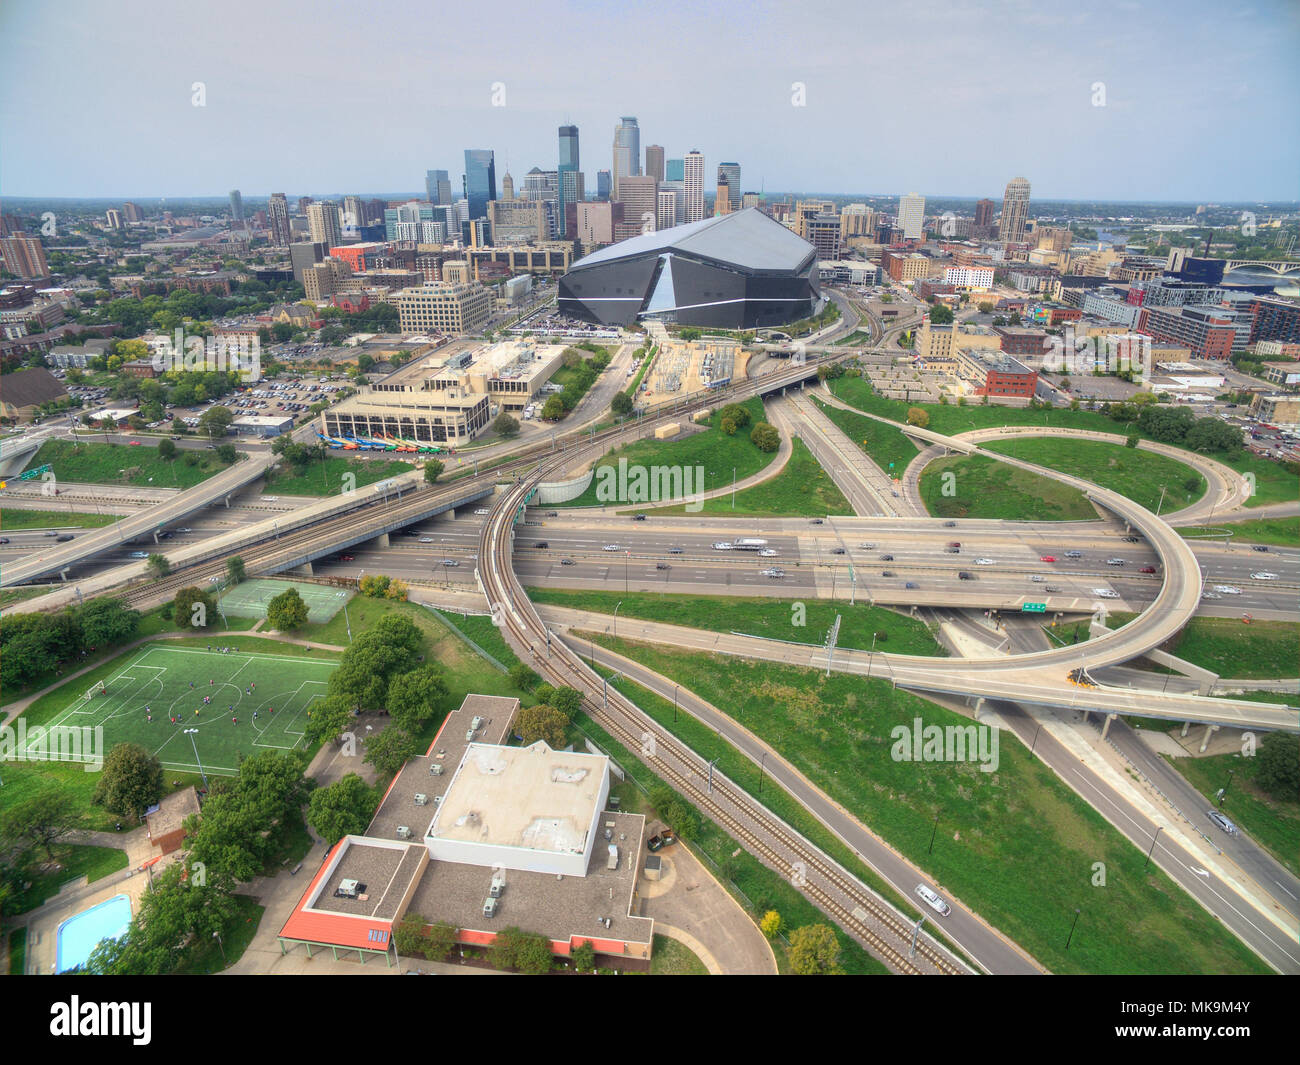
1250,393 -> 1300,426
393,281 -> 493,335
916,317 -> 1001,359
487,198 -> 550,244
954,349 -> 1039,397
1262,361 -> 1300,389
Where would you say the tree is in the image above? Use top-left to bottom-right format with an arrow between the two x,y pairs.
307,774 -> 378,846
326,615 -> 424,711
226,556 -> 246,584
92,743 -> 164,820
720,416 -> 737,436
750,422 -> 780,453
906,407 -> 929,428
157,438 -> 177,461
423,459 -> 445,484
493,412 -> 520,437
788,924 -> 844,975
198,405 -> 234,440
611,391 -> 633,417
509,663 -> 539,691
424,921 -> 457,961
303,694 -> 354,747
386,665 -> 449,732
363,727 -> 418,777
719,402 -> 751,429
929,304 -> 954,325
215,443 -> 238,464
147,553 -> 171,578
760,911 -> 783,939
977,301 -> 994,314
267,586 -> 309,630
172,586 -> 216,631
394,912 -> 430,957
171,417 -> 188,434
571,941 -> 596,971
541,395 -> 566,421
549,687 -> 584,722
515,704 -> 567,748
1125,433 -> 1140,449
1255,734 -> 1299,799
489,926 -> 552,974
5,790 -> 80,863
78,598 -> 140,647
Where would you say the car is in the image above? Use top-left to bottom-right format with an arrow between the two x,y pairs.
647,834 -> 667,852
1206,810 -> 1239,836
545,511 -> 558,517
264,496 -> 279,502
1029,575 -> 1046,582
1214,585 -> 1242,595
43,530 -> 58,537
810,518 -> 824,525
830,547 -> 846,554
473,508 -> 490,516
1251,571 -> 1278,580
560,557 -> 576,566
881,569 -> 895,577
1106,558 -> 1126,566
534,541 -> 549,549
948,541 -> 961,549
632,514 -> 647,521
858,542 -> 877,549
1064,550 -> 1082,559
957,571 -> 973,580
56,534 -> 75,542
654,562 -> 672,571
904,581 -> 918,589
602,544 -> 621,552
1092,588 -> 1120,599
158,531 -> 173,539
915,884 -> 951,917
0,537 -> 8,545
1039,555 -> 1056,563
759,548 -> 777,557
760,568 -> 785,578
1139,565 -> 1157,574
128,550 -> 149,558
1201,591 -> 1222,600
669,547 -> 683,554
1045,586 -> 1063,593
128,440 -> 141,446
943,520 -> 957,528
975,558 -> 995,565
879,553 -> 894,561
945,546 -> 960,553
1122,535 -> 1141,543
712,541 -> 733,550
441,559 -> 460,567
419,536 -> 434,543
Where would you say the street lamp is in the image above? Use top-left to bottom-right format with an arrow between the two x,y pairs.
614,600 -> 623,639
213,930 -> 226,965
928,813 -> 940,854
673,683 -> 678,724
1144,825 -> 1163,870
1065,907 -> 1082,951
758,750 -> 767,794
184,728 -> 208,792
602,670 -> 623,708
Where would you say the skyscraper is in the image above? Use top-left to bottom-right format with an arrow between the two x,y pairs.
999,177 -> 1031,243
558,124 -> 580,237
307,201 -> 343,249
612,116 -> 640,199
645,145 -> 665,183
0,235 -> 49,278
974,198 -> 996,231
717,163 -> 741,212
268,193 -> 291,246
683,151 -> 705,223
342,195 -> 365,229
229,189 -> 244,225
464,149 -> 497,220
123,201 -> 144,224
597,170 -> 611,199
426,170 -> 452,205
615,176 -> 659,238
898,193 -> 925,240
666,158 -> 684,183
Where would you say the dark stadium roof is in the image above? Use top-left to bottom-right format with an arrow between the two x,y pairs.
569,208 -> 814,273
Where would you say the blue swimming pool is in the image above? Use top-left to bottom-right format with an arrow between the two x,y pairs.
56,893 -> 132,973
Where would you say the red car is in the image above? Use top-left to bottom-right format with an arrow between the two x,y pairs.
338,554 -> 355,562
1139,565 -> 1157,573
128,440 -> 141,446
1040,555 -> 1056,562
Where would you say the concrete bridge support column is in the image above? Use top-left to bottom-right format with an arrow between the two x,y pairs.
1180,721 -> 1191,738
1199,724 -> 1220,754
373,532 -> 391,549
972,697 -> 985,720
59,567 -> 71,582
225,494 -> 232,508
1101,712 -> 1117,740
447,508 -> 457,520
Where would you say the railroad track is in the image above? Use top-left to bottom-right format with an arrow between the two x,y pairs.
478,442 -> 970,976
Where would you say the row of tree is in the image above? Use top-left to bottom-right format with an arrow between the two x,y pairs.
0,597 -> 140,689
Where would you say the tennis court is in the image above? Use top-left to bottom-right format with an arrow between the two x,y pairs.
216,578 -> 352,624
36,643 -> 336,775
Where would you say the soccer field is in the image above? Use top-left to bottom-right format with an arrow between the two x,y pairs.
37,644 -> 336,775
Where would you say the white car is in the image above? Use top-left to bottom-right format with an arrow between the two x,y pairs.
760,568 -> 785,578
759,548 -> 778,557
474,508 -> 490,515
1092,588 -> 1120,599
1250,572 -> 1278,581
602,544 -> 621,552
915,884 -> 951,917
419,537 -> 434,543
1201,591 -> 1222,600
1214,585 -> 1242,595
712,541 -> 733,550
1029,575 -> 1046,582
975,557 -> 995,565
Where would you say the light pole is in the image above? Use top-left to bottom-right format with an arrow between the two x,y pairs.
758,750 -> 767,794
1066,907 -> 1082,951
673,683 -> 678,724
213,930 -> 226,965
184,728 -> 208,792
732,465 -> 736,509
602,670 -> 623,708
1155,484 -> 1168,517
614,600 -> 623,639
1144,825 -> 1163,870
928,813 -> 940,854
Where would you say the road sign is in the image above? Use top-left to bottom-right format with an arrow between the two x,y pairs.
18,463 -> 51,481
1021,602 -> 1046,613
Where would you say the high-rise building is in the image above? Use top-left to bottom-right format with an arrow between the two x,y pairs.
464,149 -> 497,220
596,170 -> 611,200
123,201 -> 144,224
501,173 -> 515,201
683,150 -> 705,223
742,192 -> 761,211
298,196 -> 313,214
307,201 -> 343,248
660,181 -> 685,226
840,203 -> 874,239
612,116 -> 640,199
715,179 -> 732,216
0,235 -> 49,278
289,241 -> 326,283
268,193 -> 291,246
615,176 -> 659,238
657,189 -> 677,232
342,195 -> 365,229
974,198 -> 996,231
666,158 -> 684,183
426,169 -> 452,205
229,189 -> 244,224
898,193 -> 925,240
999,177 -> 1031,243
645,145 -> 665,183
558,124 -> 580,237
522,168 -> 558,201
717,163 -> 741,212
105,209 -> 124,230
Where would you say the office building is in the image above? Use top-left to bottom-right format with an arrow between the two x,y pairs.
973,198 -> 996,235
645,145 -> 665,183
596,170 -> 611,200
717,163 -> 741,212
666,158 -> 684,183
614,176 -> 659,240
342,195 -> 365,229
999,177 -> 1031,243
612,116 -> 641,198
0,235 -> 50,278
268,193 -> 291,246
840,204 -> 874,239
558,208 -> 820,329
488,198 -> 549,244
804,214 -> 841,259
105,209 -> 124,230
307,201 -> 343,249
229,189 -> 244,224
123,201 -> 144,224
683,150 -> 705,223
558,124 -> 581,237
394,280 -> 493,335
464,149 -> 497,220
657,189 -> 678,233
898,193 -> 925,240
426,169 -> 452,206
289,241 -> 327,283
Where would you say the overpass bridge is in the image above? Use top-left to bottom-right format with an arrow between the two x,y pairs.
1224,259 -> 1300,275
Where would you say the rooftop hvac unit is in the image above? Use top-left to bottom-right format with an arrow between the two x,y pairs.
483,897 -> 500,918
470,716 -> 484,731
466,729 -> 476,741
607,844 -> 619,870
414,793 -> 429,806
489,873 -> 506,899
396,825 -> 413,839
429,763 -> 444,775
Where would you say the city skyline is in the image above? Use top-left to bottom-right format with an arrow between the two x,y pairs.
1,0 -> 1297,202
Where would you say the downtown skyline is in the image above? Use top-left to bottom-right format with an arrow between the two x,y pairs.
2,0 -> 1298,203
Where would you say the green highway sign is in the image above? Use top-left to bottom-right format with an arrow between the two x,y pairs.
19,464 -> 51,481
1021,602 -> 1046,613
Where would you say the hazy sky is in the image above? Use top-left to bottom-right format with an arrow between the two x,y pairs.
2,0 -> 1297,202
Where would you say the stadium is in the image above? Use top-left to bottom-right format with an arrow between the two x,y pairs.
557,208 -> 822,329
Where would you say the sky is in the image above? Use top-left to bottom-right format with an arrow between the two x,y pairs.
1,0 -> 1298,203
